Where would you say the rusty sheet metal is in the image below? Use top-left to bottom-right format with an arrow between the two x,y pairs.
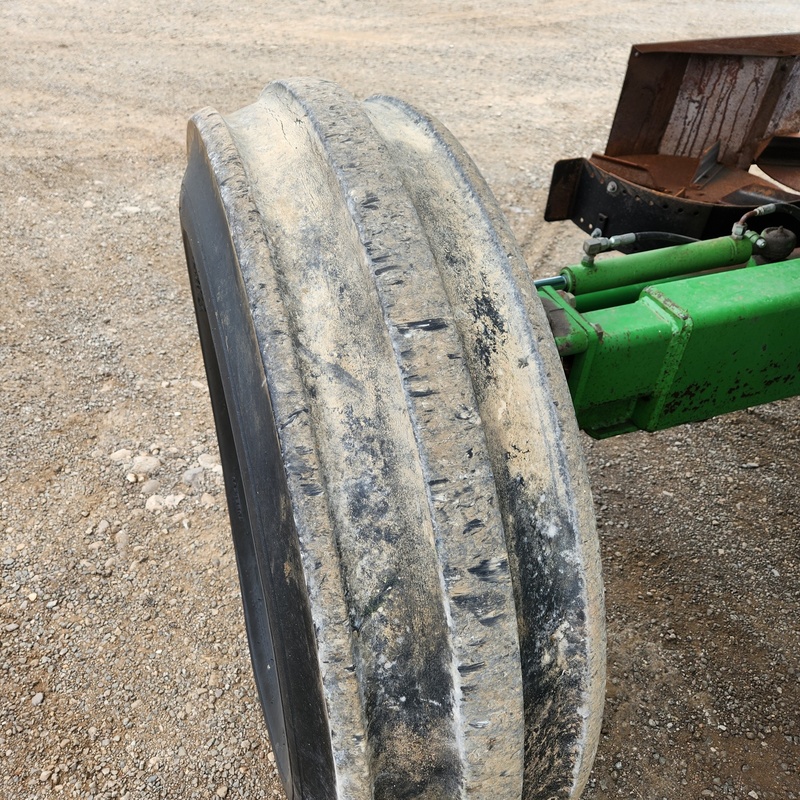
757,132 -> 800,191
606,33 -> 800,202
546,34 -> 800,238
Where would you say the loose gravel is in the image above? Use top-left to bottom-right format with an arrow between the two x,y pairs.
1,2 -> 798,798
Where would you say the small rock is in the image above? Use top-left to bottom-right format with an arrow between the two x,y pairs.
200,493 -> 216,508
198,453 -> 219,470
748,793 -> 759,800
39,769 -> 52,782
145,495 -> 165,513
182,467 -> 204,490
96,519 -> 110,535
115,530 -> 129,553
216,786 -> 228,798
31,692 -> 44,706
109,449 -> 133,464
131,455 -> 160,476
4,623 -> 19,632
140,479 -> 160,496
267,751 -> 275,764
162,494 -> 185,509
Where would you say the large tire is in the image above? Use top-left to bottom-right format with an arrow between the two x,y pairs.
179,79 -> 605,800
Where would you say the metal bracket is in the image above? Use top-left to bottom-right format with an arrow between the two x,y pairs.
540,239 -> 800,437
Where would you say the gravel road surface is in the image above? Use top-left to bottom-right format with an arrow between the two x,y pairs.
2,2 -> 798,799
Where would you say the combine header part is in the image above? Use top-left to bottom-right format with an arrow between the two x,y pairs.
180,33 -> 800,800
546,34 -> 800,242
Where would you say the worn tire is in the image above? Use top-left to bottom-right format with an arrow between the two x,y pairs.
180,79 -> 605,800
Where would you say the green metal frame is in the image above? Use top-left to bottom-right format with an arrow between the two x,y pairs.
539,236 -> 800,438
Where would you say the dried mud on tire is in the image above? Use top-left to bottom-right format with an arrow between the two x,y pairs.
1,2 -> 798,800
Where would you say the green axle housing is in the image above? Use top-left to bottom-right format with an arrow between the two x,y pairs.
539,235 -> 800,438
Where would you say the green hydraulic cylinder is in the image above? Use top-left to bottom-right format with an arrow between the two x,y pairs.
560,235 -> 754,298
539,239 -> 800,438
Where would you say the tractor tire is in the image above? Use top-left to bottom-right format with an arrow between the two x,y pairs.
179,78 -> 605,800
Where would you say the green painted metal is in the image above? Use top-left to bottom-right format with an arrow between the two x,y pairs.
572,262 -> 759,313
560,236 -> 753,296
541,246 -> 800,438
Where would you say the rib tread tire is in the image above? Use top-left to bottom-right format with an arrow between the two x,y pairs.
180,78 -> 605,800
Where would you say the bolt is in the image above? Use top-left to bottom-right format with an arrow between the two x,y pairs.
606,181 -> 619,196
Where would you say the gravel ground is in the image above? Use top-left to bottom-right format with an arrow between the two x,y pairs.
1,2 -> 798,799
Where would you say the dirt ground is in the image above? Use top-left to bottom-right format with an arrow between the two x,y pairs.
1,2 -> 798,799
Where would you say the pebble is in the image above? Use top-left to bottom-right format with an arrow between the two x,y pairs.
96,519 -> 110,535
109,448 -> 133,463
163,493 -> 185,509
200,493 -> 216,508
145,495 -> 165,513
198,453 -> 219,470
216,785 -> 229,798
39,769 -> 52,782
131,455 -> 161,476
115,530 -> 129,553
182,467 -> 204,489
140,478 -> 160,496
31,692 -> 44,706
4,623 -> 19,632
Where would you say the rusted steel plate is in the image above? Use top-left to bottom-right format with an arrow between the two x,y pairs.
546,34 -> 800,239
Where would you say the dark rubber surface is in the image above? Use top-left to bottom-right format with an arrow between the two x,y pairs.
180,78 -> 605,800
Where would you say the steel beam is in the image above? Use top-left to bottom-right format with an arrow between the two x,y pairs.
541,244 -> 800,437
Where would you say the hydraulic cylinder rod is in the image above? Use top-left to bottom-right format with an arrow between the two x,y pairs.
559,236 -> 753,295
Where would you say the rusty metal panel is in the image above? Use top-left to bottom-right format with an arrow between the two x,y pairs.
605,52 -> 688,157
547,34 -> 800,239
608,34 -> 800,164
631,34 -> 800,58
659,54 -> 778,164
767,58 -> 800,143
